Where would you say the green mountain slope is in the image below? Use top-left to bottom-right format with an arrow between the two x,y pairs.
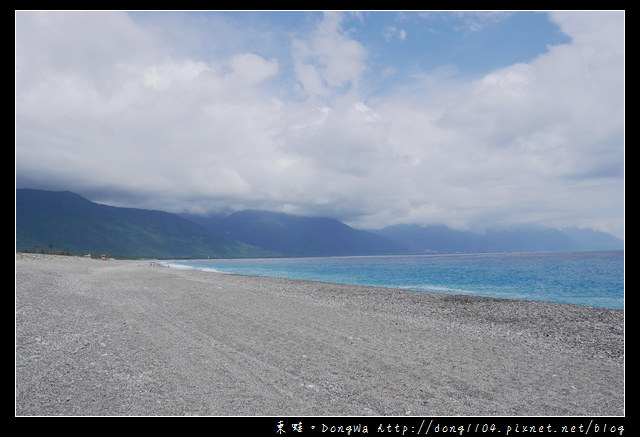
186,209 -> 407,257
16,189 -> 268,258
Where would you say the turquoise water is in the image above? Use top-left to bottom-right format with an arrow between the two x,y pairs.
167,251 -> 624,309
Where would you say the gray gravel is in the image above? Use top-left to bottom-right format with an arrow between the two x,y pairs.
15,254 -> 624,416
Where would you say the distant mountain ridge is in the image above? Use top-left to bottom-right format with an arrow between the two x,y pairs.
15,189 -> 268,258
15,189 -> 403,258
185,209 -> 406,257
16,189 -> 623,258
370,223 -> 623,254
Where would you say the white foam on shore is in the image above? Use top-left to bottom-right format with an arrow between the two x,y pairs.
158,261 -> 225,274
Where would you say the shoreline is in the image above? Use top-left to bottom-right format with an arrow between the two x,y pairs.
161,251 -> 624,310
16,254 -> 624,416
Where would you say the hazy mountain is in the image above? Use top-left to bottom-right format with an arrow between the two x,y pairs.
16,189 -> 623,259
15,189 -> 269,258
187,209 -> 407,257
372,224 -> 623,254
558,226 -> 625,251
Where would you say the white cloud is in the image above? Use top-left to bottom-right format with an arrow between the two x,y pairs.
292,11 -> 367,99
345,11 -> 624,234
383,26 -> 406,41
15,11 -> 624,238
451,11 -> 514,33
227,53 -> 279,85
142,59 -> 208,89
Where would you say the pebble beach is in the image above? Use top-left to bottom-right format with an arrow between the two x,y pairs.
15,254 -> 624,416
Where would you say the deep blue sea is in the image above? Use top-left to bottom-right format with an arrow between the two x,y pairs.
166,251 -> 624,309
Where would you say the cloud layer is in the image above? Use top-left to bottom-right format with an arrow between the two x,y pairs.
15,11 -> 624,238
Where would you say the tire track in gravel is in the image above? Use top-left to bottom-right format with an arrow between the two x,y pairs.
84,263 -> 377,415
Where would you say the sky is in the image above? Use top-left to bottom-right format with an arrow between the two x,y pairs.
15,10 -> 625,239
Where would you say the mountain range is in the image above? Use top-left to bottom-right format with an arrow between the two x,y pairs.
181,209 -> 406,257
16,189 -> 623,258
370,224 -> 623,254
15,189 -> 269,258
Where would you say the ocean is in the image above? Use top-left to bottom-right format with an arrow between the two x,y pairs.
166,251 -> 624,309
